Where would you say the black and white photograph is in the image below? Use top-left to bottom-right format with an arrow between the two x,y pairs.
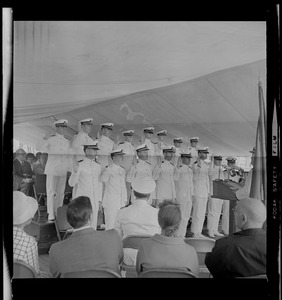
3,7 -> 280,300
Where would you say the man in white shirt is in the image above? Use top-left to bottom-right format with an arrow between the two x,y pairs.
191,146 -> 210,238
97,123 -> 116,171
153,146 -> 176,207
40,119 -> 71,221
188,137 -> 199,165
172,137 -> 184,167
68,140 -> 102,229
126,144 -> 155,205
155,130 -> 168,164
101,149 -> 127,229
140,127 -> 157,168
174,152 -> 194,237
206,155 -> 225,237
71,118 -> 95,161
116,130 -> 136,203
114,177 -> 160,266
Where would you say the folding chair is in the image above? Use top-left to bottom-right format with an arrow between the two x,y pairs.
33,174 -> 47,217
121,234 -> 152,278
54,205 -> 73,241
61,268 -> 122,278
139,267 -> 198,278
13,260 -> 38,278
184,237 -> 215,278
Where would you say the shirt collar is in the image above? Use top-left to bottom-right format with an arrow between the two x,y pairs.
72,225 -> 92,233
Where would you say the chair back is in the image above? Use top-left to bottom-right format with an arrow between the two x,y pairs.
139,268 -> 198,278
33,174 -> 47,194
13,260 -> 38,278
184,237 -> 215,253
55,205 -> 73,240
122,234 -> 153,249
61,268 -> 121,278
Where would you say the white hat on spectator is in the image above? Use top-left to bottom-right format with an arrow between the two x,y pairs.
13,191 -> 38,225
131,176 -> 156,194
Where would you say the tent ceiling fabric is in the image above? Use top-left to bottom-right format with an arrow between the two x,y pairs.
13,21 -> 266,157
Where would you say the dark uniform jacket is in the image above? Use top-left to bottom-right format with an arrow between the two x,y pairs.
205,228 -> 266,278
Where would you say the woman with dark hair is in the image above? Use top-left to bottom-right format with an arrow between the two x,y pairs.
136,200 -> 199,276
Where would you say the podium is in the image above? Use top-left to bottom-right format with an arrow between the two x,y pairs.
211,180 -> 241,235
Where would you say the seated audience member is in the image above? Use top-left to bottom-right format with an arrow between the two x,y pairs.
136,200 -> 199,277
114,177 -> 161,265
49,196 -> 124,278
205,197 -> 266,278
13,149 -> 33,195
33,153 -> 47,175
26,153 -> 36,173
13,191 -> 50,278
34,152 -> 42,165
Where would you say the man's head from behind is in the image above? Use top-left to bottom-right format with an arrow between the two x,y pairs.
234,197 -> 266,231
131,177 -> 156,200
67,196 -> 93,229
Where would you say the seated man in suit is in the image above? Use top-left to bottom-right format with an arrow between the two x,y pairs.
49,196 -> 124,278
205,197 -> 266,278
13,148 -> 33,195
114,177 -> 161,266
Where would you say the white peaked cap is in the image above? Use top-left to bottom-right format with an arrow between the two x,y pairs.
131,176 -> 156,194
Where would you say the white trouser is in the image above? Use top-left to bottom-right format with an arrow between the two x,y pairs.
46,174 -> 67,219
206,197 -> 223,233
177,200 -> 193,237
221,200 -> 230,234
103,207 -> 120,230
190,196 -> 208,235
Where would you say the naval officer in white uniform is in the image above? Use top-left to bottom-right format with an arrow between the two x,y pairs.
206,155 -> 225,237
40,119 -> 71,221
174,152 -> 194,237
172,137 -> 184,167
140,127 -> 157,169
190,146 -> 210,237
101,149 -> 127,230
97,123 -> 116,171
188,137 -> 199,165
153,146 -> 176,206
68,140 -> 102,230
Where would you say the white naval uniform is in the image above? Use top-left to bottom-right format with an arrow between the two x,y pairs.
174,164 -> 194,237
101,163 -> 127,229
117,141 -> 135,202
191,159 -> 210,235
97,135 -> 115,171
153,160 -> 176,204
41,133 -> 71,219
142,138 -> 157,168
68,157 -> 102,229
71,131 -> 95,159
154,141 -> 168,161
114,200 -> 161,265
188,146 -> 198,165
207,165 -> 225,234
126,159 -> 155,204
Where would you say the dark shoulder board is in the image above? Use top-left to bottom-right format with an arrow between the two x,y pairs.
131,143 -> 135,146
118,142 -> 125,145
146,161 -> 151,165
78,160 -> 84,163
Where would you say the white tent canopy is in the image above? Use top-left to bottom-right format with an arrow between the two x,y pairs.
13,21 -> 266,158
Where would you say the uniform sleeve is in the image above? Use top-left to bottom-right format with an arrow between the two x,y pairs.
40,139 -> 50,153
126,165 -> 137,183
190,171 -> 194,196
68,166 -> 81,187
173,167 -> 180,181
152,165 -> 161,180
113,211 -> 123,239
101,166 -> 111,182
